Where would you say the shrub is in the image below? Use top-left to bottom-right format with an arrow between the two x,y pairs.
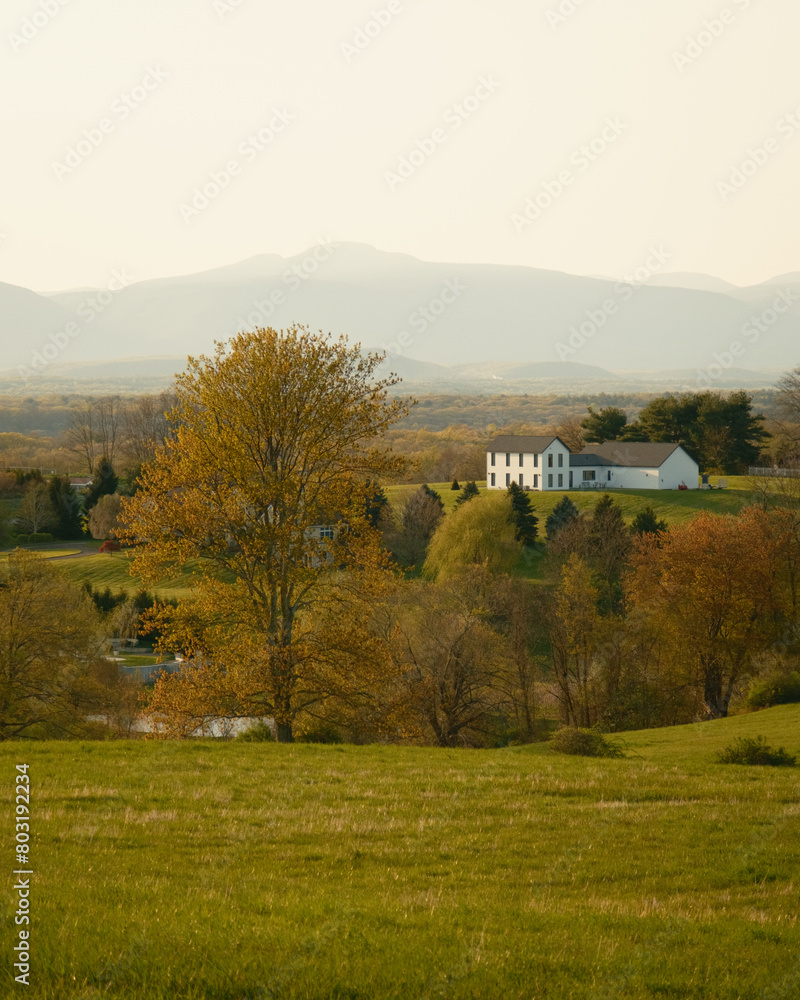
715,736 -> 796,767
747,671 -> 800,708
236,721 -> 274,742
24,532 -> 54,544
296,722 -> 344,744
550,726 -> 624,758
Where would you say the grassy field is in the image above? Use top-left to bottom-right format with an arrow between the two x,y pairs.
56,550 -> 195,598
2,706 -> 798,999
0,548 -> 82,561
387,479 -> 756,537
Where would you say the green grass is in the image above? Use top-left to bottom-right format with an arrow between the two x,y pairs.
2,706 -> 798,999
57,551 -> 195,599
387,480 -> 755,537
0,548 -> 82,561
116,654 -> 162,666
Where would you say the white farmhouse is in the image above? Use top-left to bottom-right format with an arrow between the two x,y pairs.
486,435 -> 572,491
486,436 -> 698,491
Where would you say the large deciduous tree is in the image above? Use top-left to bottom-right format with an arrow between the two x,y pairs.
88,493 -> 123,540
66,396 -> 123,472
15,482 -> 58,536
0,551 -> 103,739
118,326 -> 410,742
626,509 -> 785,718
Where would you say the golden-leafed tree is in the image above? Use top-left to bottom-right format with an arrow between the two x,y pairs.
549,553 -> 602,727
118,326 -> 410,741
626,509 -> 786,719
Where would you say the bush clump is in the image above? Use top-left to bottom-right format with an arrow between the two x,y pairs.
236,721 -> 274,742
747,671 -> 800,708
296,722 -> 344,744
550,726 -> 624,758
715,735 -> 796,767
20,532 -> 54,544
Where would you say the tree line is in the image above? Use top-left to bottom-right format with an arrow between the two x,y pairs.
4,334 -> 800,745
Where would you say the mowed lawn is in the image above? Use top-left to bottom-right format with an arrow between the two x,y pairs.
2,706 -> 798,999
56,550 -> 196,599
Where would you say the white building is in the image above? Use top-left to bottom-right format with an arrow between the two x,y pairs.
486,435 -> 572,491
486,436 -> 699,491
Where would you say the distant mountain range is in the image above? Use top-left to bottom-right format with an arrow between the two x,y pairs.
1,244 -> 797,387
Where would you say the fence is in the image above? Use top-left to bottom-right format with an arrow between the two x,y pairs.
748,467 -> 800,478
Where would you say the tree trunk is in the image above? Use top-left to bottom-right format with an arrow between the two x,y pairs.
275,720 -> 294,743
703,658 -> 726,718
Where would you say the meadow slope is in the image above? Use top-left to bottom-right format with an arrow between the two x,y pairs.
1,706 -> 798,999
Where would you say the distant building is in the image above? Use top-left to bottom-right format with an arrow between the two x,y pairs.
486,436 -> 698,491
486,435 -> 571,491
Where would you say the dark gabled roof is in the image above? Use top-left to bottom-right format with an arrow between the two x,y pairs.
577,442 -> 686,468
487,435 -> 566,453
569,453 -> 614,467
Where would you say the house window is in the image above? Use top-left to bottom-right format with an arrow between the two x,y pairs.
548,474 -> 553,487
491,452 -> 496,467
319,526 -> 335,539
519,453 -> 524,467
533,474 -> 539,489
519,474 -> 523,487
505,473 -> 510,486
558,474 -> 563,487
534,454 -> 538,468
583,470 -> 595,481
490,473 -> 495,487
607,471 -> 611,481
505,453 -> 510,466
548,454 -> 553,468
558,453 -> 563,468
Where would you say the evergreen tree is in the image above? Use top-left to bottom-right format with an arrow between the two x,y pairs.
589,494 -> 631,614
48,476 -> 84,540
361,479 -> 389,529
581,405 -> 627,443
454,481 -> 480,507
506,481 -> 538,546
630,505 -> 669,537
545,495 -> 579,538
451,478 -> 460,490
421,484 -> 444,509
86,458 -> 119,510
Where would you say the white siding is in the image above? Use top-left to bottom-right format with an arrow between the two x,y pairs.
487,444 -> 699,491
486,441 -> 571,490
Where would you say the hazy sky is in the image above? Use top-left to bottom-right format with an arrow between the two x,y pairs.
3,0 -> 799,291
